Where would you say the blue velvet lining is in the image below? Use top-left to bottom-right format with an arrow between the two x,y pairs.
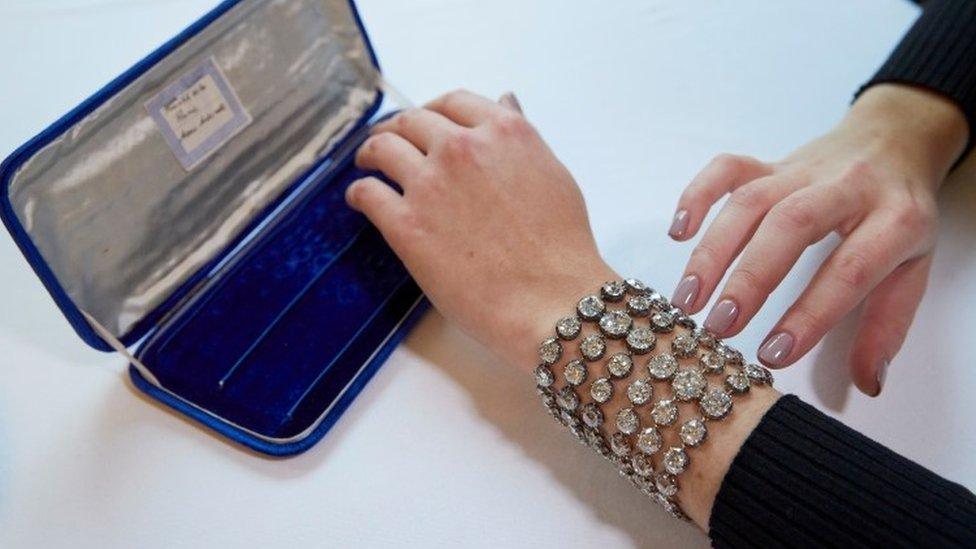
135,143 -> 423,446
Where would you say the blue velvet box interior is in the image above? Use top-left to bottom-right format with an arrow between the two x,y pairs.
0,0 -> 424,455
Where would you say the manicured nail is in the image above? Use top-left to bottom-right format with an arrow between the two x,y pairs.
671,275 -> 700,312
499,92 -> 523,113
704,299 -> 738,335
758,332 -> 795,367
875,357 -> 890,396
669,210 -> 690,239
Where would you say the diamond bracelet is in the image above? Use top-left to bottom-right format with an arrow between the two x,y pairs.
534,279 -> 774,520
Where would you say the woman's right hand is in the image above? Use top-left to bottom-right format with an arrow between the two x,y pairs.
347,90 -> 617,369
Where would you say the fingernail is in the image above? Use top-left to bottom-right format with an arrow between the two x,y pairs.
499,92 -> 523,113
704,299 -> 738,335
671,275 -> 700,312
669,210 -> 690,239
758,332 -> 795,367
875,357 -> 890,396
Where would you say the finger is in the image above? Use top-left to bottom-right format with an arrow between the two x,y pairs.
498,92 -> 523,113
345,176 -> 409,244
848,255 -> 931,397
370,108 -> 459,153
669,154 -> 772,241
355,132 -> 425,186
757,215 -> 921,368
671,175 -> 800,314
703,184 -> 862,337
425,89 -> 501,127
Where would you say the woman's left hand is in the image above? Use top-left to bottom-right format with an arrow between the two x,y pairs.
668,84 -> 968,395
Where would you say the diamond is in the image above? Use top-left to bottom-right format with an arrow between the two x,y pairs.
725,370 -> 750,393
607,352 -> 633,378
627,294 -> 653,317
590,377 -> 614,403
631,453 -> 654,476
627,378 -> 654,405
693,327 -> 718,349
624,278 -> 650,294
555,316 -> 582,340
539,337 -> 562,365
601,280 -> 627,302
674,311 -> 697,330
626,327 -> 657,354
655,472 -> 679,497
663,447 -> 689,475
583,426 -> 606,451
556,386 -> 580,411
579,334 -> 607,361
631,473 -> 656,495
581,403 -> 604,428
650,311 -> 675,333
700,388 -> 733,419
610,432 -> 632,456
534,364 -> 555,387
680,418 -> 708,447
637,427 -> 663,454
616,407 -> 640,434
745,363 -> 774,385
564,359 -> 588,386
718,345 -> 744,367
648,354 -> 679,380
651,399 -> 678,426
577,295 -> 605,320
648,291 -> 670,311
672,369 -> 707,401
671,333 -> 697,358
699,350 -> 726,374
599,310 -> 632,338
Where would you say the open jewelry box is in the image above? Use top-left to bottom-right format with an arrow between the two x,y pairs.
0,0 -> 426,456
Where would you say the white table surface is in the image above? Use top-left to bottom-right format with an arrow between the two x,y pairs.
1,1 -> 973,547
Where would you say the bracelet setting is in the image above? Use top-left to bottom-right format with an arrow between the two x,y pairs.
534,278 -> 774,520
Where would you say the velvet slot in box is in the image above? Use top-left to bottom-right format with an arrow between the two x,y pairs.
0,0 -> 427,456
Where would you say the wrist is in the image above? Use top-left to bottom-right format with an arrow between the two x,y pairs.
844,84 -> 968,187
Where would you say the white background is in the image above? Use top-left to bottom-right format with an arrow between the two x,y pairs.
1,1 -> 973,547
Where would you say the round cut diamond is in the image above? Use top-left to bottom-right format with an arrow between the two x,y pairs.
650,311 -> 675,333
601,280 -> 627,302
599,310 -> 632,338
651,399 -> 678,426
610,432 -> 632,456
672,369 -> 707,401
555,316 -> 582,340
693,327 -> 718,349
563,359 -> 588,386
655,472 -> 679,497
580,403 -> 604,428
649,291 -> 670,311
745,363 -> 774,385
556,386 -> 580,411
699,351 -> 726,374
627,378 -> 654,405
674,311 -> 697,330
648,354 -> 679,380
626,327 -> 657,354
534,364 -> 555,387
725,370 -> 750,393
590,377 -> 614,403
631,453 -> 654,476
700,388 -> 733,419
671,333 -> 697,358
630,473 -> 656,495
583,426 -> 606,451
719,345 -> 744,367
627,294 -> 653,317
680,418 -> 708,447
616,407 -> 640,435
539,337 -> 562,365
663,447 -> 689,475
579,334 -> 607,361
607,352 -> 633,378
637,426 -> 663,454
577,295 -> 606,320
624,278 -> 650,294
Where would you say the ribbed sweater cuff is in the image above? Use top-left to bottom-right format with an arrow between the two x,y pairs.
708,395 -> 976,548
856,0 -> 976,161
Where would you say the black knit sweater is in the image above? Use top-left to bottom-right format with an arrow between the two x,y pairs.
710,2 -> 976,545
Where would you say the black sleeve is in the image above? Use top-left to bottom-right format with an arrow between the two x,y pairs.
856,0 -> 976,157
708,395 -> 976,548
